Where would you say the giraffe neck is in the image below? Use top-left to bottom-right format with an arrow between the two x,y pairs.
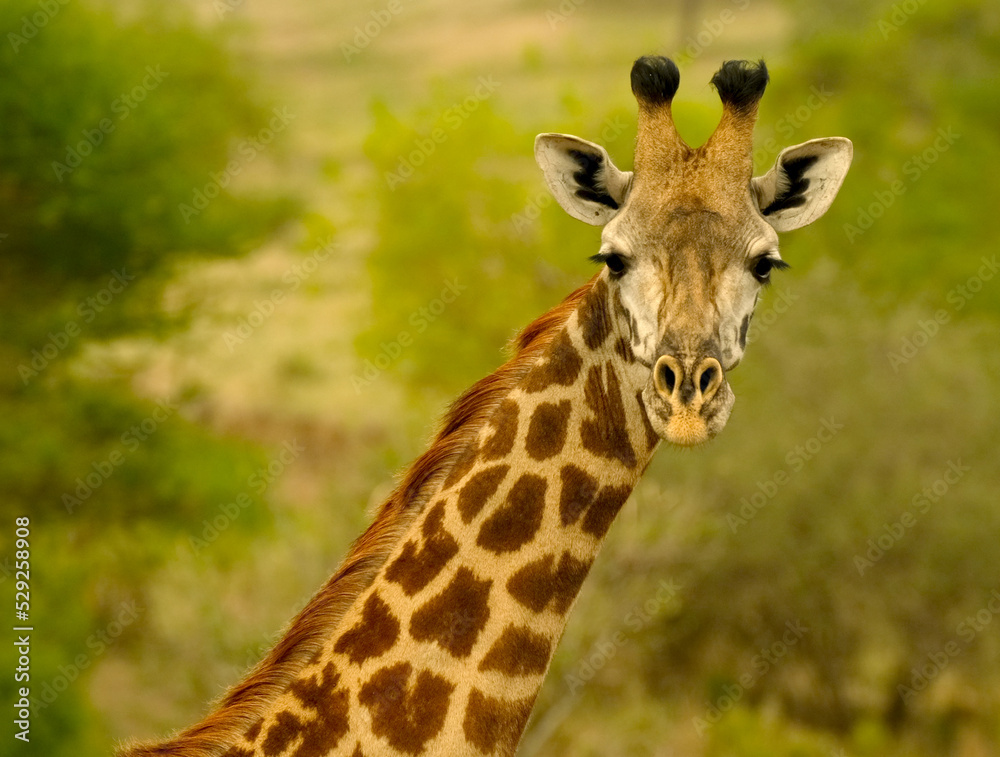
232,273 -> 658,757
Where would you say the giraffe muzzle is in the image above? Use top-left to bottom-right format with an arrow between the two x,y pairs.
645,353 -> 733,446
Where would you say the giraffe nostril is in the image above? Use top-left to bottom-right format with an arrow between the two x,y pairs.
699,366 -> 716,394
659,363 -> 677,395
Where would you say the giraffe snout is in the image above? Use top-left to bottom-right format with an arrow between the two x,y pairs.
652,354 -> 724,407
644,353 -> 732,447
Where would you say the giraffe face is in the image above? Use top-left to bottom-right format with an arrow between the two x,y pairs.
595,192 -> 777,445
535,57 -> 852,446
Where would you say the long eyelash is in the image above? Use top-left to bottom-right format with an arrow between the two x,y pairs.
757,257 -> 789,289
589,252 -> 612,265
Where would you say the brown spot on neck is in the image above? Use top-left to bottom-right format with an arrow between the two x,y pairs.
478,625 -> 551,676
578,277 -> 613,350
463,689 -> 535,756
333,594 -> 400,665
558,465 -> 600,526
409,566 -> 492,658
580,363 -> 637,468
580,484 -> 631,539
457,465 -> 510,524
558,464 -> 632,539
523,329 -> 583,393
358,663 -> 454,755
507,552 -> 592,615
524,400 -> 572,461
480,399 -> 519,460
476,474 -> 547,554
261,663 -> 349,756
385,502 -> 459,596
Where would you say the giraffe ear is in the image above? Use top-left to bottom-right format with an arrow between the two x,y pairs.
534,134 -> 632,226
752,137 -> 853,232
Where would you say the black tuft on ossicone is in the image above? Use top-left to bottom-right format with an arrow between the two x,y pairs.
710,59 -> 769,115
630,56 -> 680,105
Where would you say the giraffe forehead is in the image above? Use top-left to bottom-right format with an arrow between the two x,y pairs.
632,140 -> 754,209
615,203 -> 750,274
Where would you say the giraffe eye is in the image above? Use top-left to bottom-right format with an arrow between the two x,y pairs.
604,253 -> 626,275
589,251 -> 629,277
751,255 -> 788,284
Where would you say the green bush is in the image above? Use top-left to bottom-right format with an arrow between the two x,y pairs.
358,82 -> 640,399
0,0 -> 297,284
0,3 -> 296,752
763,0 -> 1000,313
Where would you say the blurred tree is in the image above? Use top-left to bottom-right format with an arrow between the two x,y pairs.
0,0 -> 298,287
762,0 -> 1000,312
0,2 -> 296,753
360,82 -> 658,402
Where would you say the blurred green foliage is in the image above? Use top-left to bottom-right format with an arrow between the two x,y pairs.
359,83 -> 637,399
0,0 -> 297,284
0,1 -> 293,752
761,0 -> 1000,311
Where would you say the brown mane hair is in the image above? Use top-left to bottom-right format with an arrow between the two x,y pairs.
118,277 -> 596,757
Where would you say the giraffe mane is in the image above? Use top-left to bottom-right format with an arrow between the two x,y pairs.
116,277 -> 597,757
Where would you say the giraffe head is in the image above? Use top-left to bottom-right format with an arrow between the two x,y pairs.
536,56 -> 852,446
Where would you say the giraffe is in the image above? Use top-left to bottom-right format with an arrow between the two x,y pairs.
119,56 -> 852,757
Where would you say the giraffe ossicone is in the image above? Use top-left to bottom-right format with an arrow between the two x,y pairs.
120,56 -> 851,757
